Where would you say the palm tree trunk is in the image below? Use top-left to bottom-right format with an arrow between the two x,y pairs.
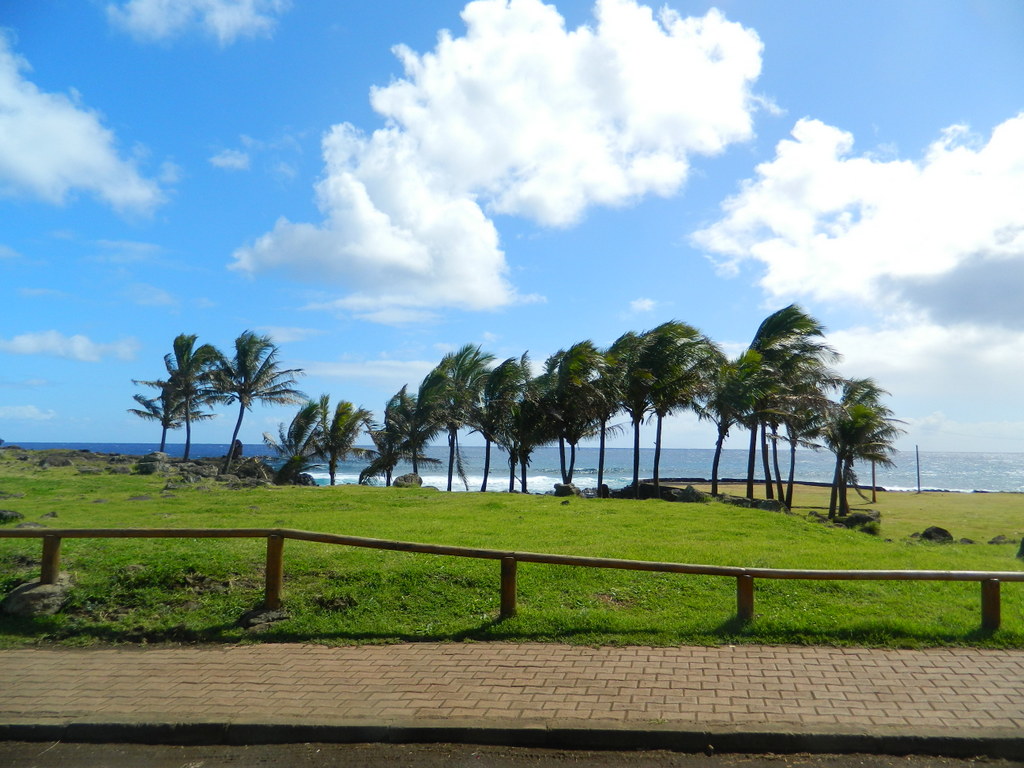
520,458 -> 528,494
385,468 -> 392,487
184,404 -> 192,461
597,421 -> 607,498
631,416 -> 642,499
760,423 -> 774,499
652,413 -> 664,497
159,426 -> 167,453
745,423 -> 757,499
558,436 -> 568,484
567,442 -> 577,483
480,438 -> 491,492
786,438 -> 797,508
840,459 -> 851,516
446,427 -> 456,492
829,456 -> 842,518
508,454 -> 516,492
770,427 -> 785,505
223,402 -> 246,472
711,427 -> 726,496
412,452 -> 419,475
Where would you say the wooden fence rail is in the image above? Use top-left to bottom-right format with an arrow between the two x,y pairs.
2,528 -> 1022,630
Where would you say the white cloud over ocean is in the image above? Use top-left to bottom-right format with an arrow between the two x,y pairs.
232,0 -> 765,321
694,114 -> 1024,328
0,35 -> 162,212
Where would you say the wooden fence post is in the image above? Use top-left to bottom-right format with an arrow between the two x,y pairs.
500,556 -> 517,620
737,575 -> 754,623
264,535 -> 285,610
981,578 -> 1000,630
41,535 -> 61,585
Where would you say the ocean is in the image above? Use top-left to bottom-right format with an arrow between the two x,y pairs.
11,442 -> 1024,494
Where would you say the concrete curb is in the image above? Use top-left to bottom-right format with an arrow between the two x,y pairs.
2,720 -> 1021,759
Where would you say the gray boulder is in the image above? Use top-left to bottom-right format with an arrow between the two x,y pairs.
920,526 -> 954,543
667,485 -> 711,503
2,576 -> 72,617
393,473 -> 423,488
136,452 -> 172,475
0,509 -> 24,525
553,483 -> 581,497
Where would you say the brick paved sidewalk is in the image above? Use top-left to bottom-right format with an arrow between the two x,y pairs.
2,644 -> 1022,753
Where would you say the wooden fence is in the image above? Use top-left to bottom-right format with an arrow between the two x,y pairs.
1,527 -> 1022,630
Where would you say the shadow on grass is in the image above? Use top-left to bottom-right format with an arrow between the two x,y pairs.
2,609 -> 1019,649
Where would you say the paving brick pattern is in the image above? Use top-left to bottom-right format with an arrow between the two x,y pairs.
1,644 -> 1022,734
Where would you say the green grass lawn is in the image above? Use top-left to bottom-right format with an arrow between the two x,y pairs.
1,449 -> 1023,649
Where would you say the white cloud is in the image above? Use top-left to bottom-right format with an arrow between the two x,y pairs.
125,283 -> 178,307
304,358 -> 437,393
255,326 -> 325,343
107,0 -> 290,45
232,0 -> 764,321
629,297 -> 657,313
694,114 -> 1024,326
0,35 -> 163,212
0,405 -> 56,421
0,244 -> 21,260
210,148 -> 250,171
0,331 -> 139,362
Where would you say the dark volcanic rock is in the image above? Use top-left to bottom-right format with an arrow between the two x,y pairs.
919,526 -> 954,543
0,509 -> 24,525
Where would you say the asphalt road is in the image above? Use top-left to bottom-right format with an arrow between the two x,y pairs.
1,743 -> 1022,768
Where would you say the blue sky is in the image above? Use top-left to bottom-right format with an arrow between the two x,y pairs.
2,0 -> 1023,453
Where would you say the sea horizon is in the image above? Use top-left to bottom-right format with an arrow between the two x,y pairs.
8,441 -> 1024,495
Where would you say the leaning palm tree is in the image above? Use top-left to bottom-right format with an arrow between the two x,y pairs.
645,322 -> 722,496
315,395 -> 373,486
823,379 -> 903,518
359,389 -> 440,485
474,355 -> 530,492
608,330 -> 656,499
743,305 -> 839,500
263,400 -> 322,485
429,344 -> 495,491
215,331 -> 305,472
593,345 -> 624,497
544,341 -> 606,485
128,387 -> 180,453
697,350 -> 765,496
162,334 -> 222,460
389,383 -> 443,476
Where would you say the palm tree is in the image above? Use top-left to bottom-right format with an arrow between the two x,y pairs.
430,344 -> 495,491
823,379 -> 903,518
593,346 -> 624,498
162,334 -> 221,460
358,425 -> 403,486
474,356 -> 529,492
645,322 -> 722,496
128,382 -> 181,452
391,382 -> 444,476
544,341 -> 607,485
263,400 -> 321,485
743,306 -> 838,500
608,330 -> 654,499
315,395 -> 373,486
698,350 -> 764,496
359,389 -> 440,485
215,331 -> 305,472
